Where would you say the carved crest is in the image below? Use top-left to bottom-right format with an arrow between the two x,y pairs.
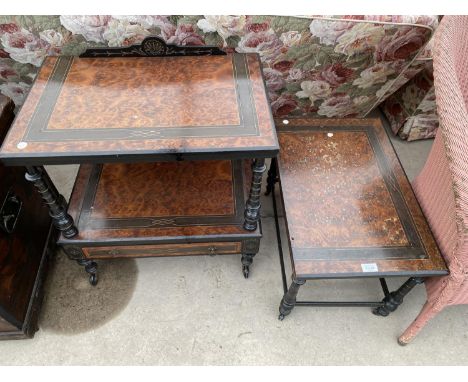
141,37 -> 166,55
80,36 -> 226,58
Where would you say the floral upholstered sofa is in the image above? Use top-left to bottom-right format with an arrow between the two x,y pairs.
381,34 -> 439,141
0,15 -> 438,119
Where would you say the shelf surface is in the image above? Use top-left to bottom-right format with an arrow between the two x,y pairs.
0,54 -> 278,165
59,159 -> 260,246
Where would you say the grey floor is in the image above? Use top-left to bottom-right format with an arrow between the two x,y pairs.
1,113 -> 467,365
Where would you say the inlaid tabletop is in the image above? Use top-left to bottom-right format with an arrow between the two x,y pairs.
0,54 -> 278,165
60,160 -> 256,244
276,118 -> 447,279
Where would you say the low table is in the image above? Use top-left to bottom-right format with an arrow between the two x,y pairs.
269,118 -> 447,319
0,37 -> 278,284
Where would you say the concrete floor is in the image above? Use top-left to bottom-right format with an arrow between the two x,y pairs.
1,114 -> 467,365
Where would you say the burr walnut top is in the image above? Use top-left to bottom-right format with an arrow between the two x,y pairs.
0,54 -> 277,165
59,160 -> 257,243
276,117 -> 447,279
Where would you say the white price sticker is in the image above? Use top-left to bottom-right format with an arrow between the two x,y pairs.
361,263 -> 379,272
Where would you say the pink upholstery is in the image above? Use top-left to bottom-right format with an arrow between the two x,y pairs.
399,16 -> 468,344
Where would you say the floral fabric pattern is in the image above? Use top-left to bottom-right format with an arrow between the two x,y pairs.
382,60 -> 439,141
0,15 -> 438,118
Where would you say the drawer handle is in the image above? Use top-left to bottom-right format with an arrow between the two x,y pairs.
109,249 -> 121,256
208,246 -> 217,256
0,190 -> 22,234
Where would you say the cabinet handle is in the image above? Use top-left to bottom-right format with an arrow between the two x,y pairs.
0,190 -> 22,234
208,246 -> 217,256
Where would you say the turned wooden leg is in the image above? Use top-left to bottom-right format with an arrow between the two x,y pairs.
240,238 -> 260,279
244,158 -> 266,231
373,277 -> 424,317
241,253 -> 255,279
25,166 -> 78,238
77,259 -> 98,286
279,278 -> 306,320
265,158 -> 278,196
63,246 -> 97,286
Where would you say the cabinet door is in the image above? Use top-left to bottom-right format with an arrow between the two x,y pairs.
0,95 -> 52,332
0,164 -> 51,329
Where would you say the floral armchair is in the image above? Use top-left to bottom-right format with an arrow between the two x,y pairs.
0,15 -> 438,118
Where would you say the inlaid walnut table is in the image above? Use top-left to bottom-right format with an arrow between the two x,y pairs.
0,37 -> 278,285
267,118 -> 447,319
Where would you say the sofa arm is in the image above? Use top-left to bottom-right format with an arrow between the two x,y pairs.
381,61 -> 439,141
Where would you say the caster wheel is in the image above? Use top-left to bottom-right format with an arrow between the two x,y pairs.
89,273 -> 98,286
242,265 -> 250,279
278,314 -> 285,321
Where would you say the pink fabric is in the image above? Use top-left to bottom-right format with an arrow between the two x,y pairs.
412,132 -> 458,261
399,16 -> 468,344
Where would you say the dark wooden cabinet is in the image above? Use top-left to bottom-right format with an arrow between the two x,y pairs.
0,95 -> 53,339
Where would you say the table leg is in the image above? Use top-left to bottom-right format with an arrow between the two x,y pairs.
265,158 -> 278,196
243,158 -> 266,231
25,166 -> 78,239
62,246 -> 98,286
279,277 -> 306,320
241,254 -> 254,279
240,237 -> 261,279
77,259 -> 98,286
372,277 -> 425,317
